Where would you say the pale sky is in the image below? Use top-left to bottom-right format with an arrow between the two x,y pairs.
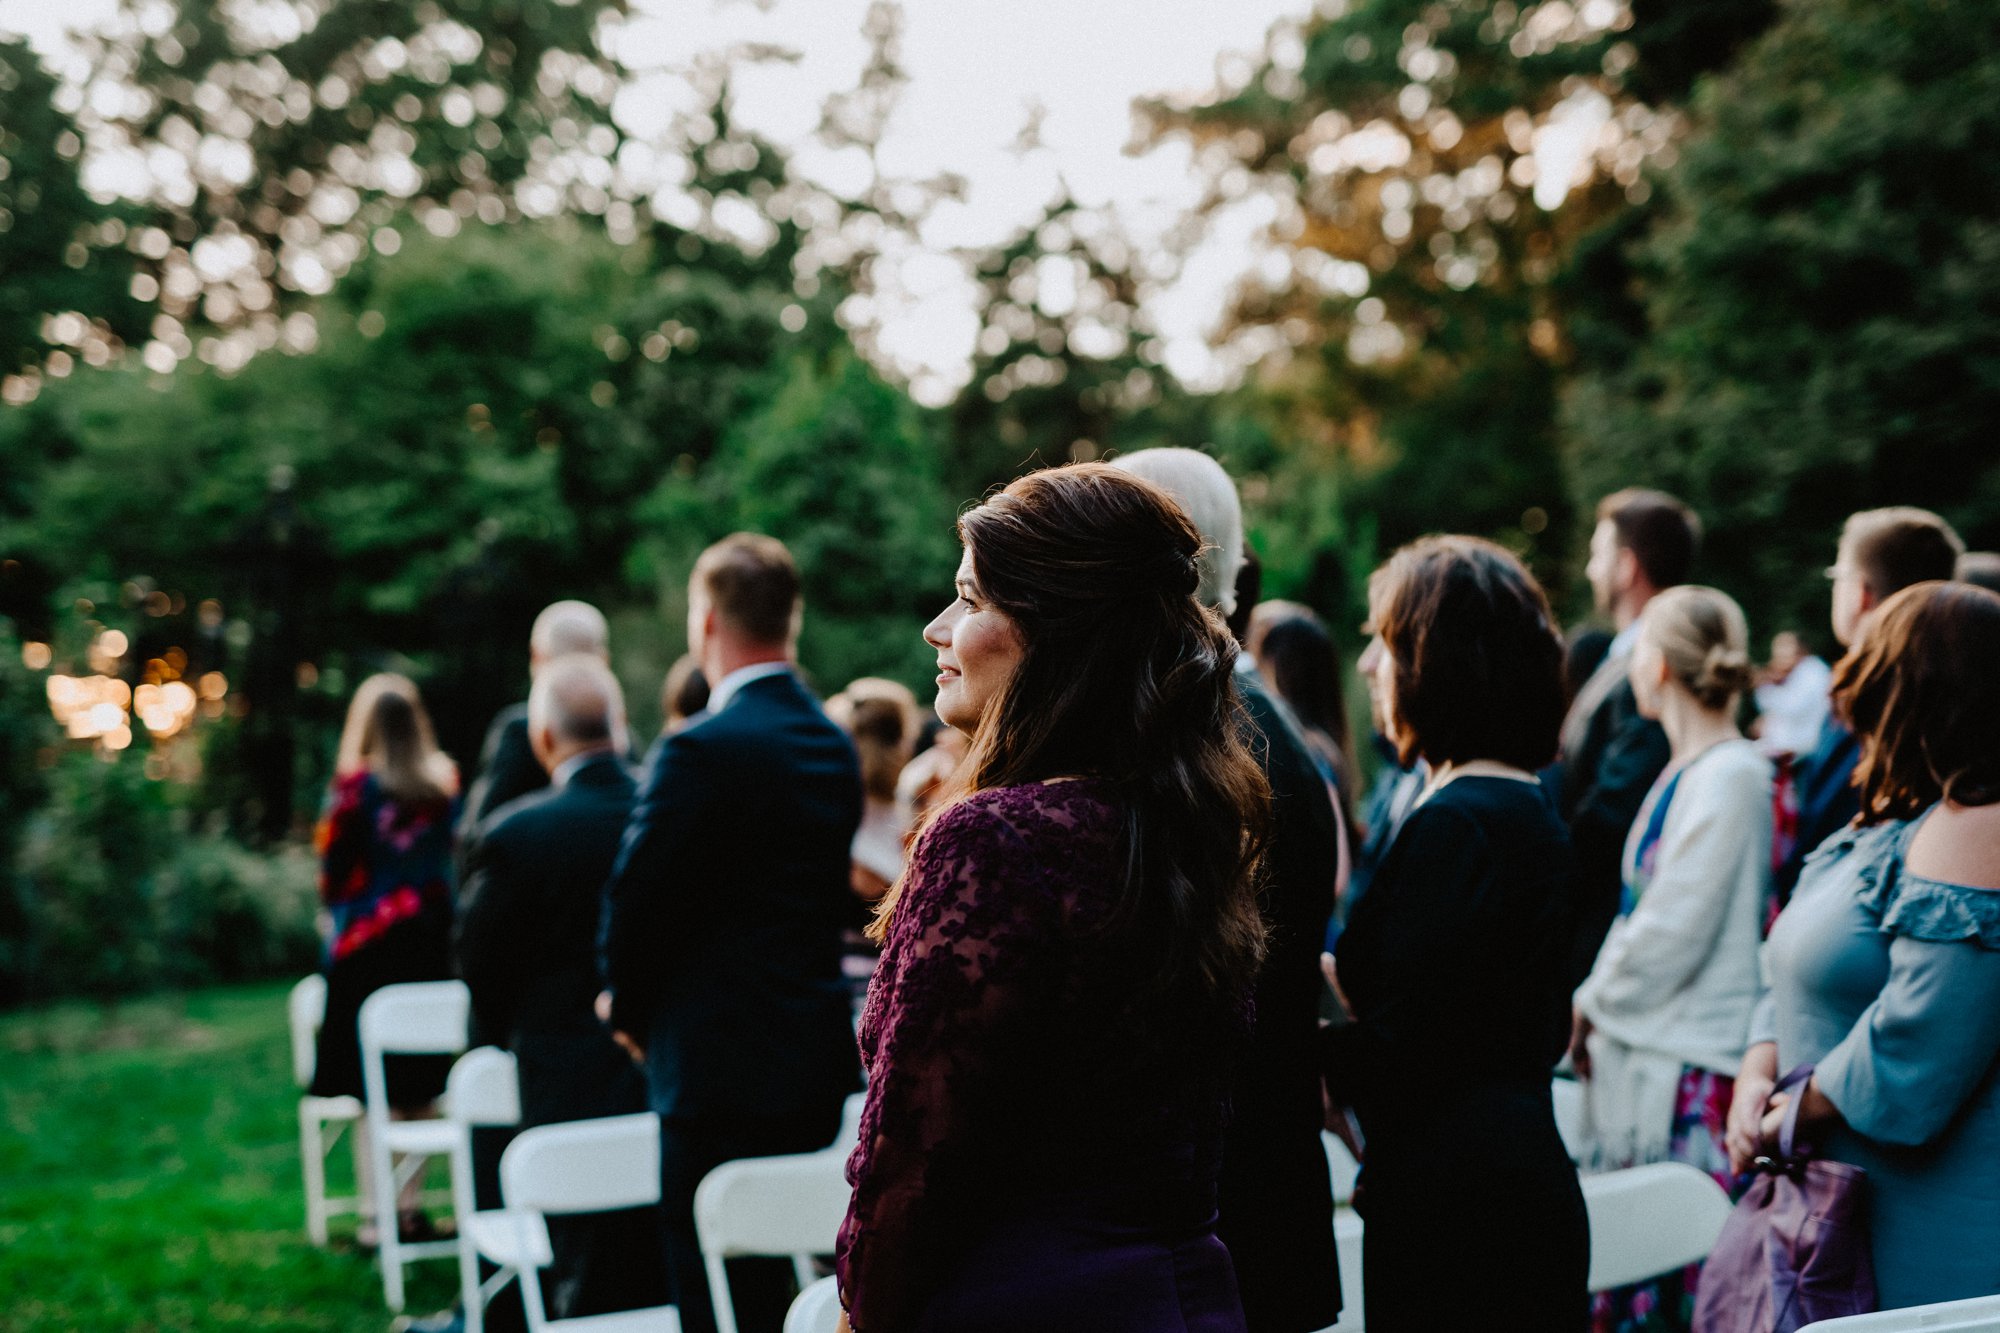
0,0 -> 1312,400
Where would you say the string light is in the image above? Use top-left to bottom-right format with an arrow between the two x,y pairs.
42,650 -> 226,749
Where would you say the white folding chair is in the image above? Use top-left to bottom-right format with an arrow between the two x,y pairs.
1581,1161 -> 1732,1292
784,1276 -> 842,1333
497,1112 -> 680,1333
1322,1130 -> 1360,1208
1324,1208 -> 1366,1332
358,979 -> 471,1311
1551,1076 -> 1585,1162
1801,1297 -> 2000,1331
832,1093 -> 864,1156
447,1047 -> 523,1333
693,1145 -> 853,1333
291,974 -> 368,1245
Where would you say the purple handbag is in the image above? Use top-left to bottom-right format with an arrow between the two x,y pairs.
1692,1065 -> 1877,1333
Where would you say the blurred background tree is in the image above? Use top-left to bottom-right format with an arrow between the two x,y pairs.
1566,0 -> 2000,638
5,0 -> 2000,999
636,346 -> 956,692
1138,0 -> 1780,619
0,37 -> 145,379
50,0 -> 627,371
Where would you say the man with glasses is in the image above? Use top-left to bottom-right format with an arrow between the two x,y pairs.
1778,508 -> 1965,902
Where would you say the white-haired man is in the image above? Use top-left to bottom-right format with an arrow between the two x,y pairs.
1111,447 -> 1343,1333
462,600 -> 612,830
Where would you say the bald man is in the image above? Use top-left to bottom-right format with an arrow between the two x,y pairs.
462,600 -> 613,832
1111,448 -> 1342,1333
454,655 -> 666,1323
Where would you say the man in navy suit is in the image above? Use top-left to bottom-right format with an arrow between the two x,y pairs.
599,533 -> 863,1333
1113,448 -> 1342,1333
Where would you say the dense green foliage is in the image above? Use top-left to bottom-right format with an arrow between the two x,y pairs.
639,347 -> 957,691
1140,0 -> 1682,607
0,217 -> 953,781
0,982 -> 460,1329
0,622 -> 57,998
1568,0 -> 2000,636
1146,0 -> 1999,633
5,0 -> 2000,997
0,733 -> 319,1004
0,37 -> 145,377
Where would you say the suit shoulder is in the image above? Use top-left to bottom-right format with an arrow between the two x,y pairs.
480,703 -> 529,749
690,688 -> 853,760
1398,792 -> 1490,843
479,783 -> 565,846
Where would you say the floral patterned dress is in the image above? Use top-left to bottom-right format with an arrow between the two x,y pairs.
308,769 -> 457,1105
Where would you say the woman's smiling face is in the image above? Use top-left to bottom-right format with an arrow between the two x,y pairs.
924,548 -> 1025,735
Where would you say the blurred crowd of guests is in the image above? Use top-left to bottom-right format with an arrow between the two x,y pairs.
304,453 -> 2000,1333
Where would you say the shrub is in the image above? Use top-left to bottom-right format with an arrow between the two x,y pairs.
8,748 -> 321,1002
0,622 -> 59,1003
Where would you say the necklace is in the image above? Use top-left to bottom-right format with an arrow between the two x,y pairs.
1419,758 -> 1540,806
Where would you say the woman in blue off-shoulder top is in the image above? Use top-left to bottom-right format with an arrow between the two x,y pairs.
1733,581 -> 2000,1311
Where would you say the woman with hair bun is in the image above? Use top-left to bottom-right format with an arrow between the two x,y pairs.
835,463 -> 1271,1332
1569,586 -> 1772,1329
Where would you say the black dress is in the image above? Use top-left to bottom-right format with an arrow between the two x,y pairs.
1321,775 -> 1589,1331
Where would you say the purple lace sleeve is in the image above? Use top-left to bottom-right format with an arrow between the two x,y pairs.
835,790 -> 1065,1332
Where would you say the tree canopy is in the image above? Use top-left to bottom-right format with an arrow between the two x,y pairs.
1568,0 -> 2000,635
5,0 -> 2000,833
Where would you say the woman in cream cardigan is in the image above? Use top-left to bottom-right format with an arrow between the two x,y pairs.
1571,586 -> 1773,1331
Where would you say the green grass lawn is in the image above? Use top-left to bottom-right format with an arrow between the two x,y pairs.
0,981 -> 460,1332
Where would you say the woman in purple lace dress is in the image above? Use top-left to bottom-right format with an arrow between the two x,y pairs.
835,464 -> 1273,1333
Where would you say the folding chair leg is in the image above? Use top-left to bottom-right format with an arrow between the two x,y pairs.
708,1254 -> 740,1333
369,1121 -> 408,1311
300,1102 -> 329,1247
455,1139 -> 484,1333
350,1118 -> 372,1216
462,1260 -> 484,1333
517,1217 -> 554,1333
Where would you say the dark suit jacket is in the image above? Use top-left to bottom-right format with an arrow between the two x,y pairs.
599,669 -> 864,1124
1549,651 -> 1670,987
1776,713 -> 1860,902
462,703 -> 549,840
455,750 -> 649,1128
1220,668 -> 1343,1331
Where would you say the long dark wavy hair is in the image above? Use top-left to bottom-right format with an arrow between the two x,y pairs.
868,463 -> 1270,1002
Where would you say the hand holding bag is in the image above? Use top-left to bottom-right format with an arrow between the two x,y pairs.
1691,1065 -> 1876,1333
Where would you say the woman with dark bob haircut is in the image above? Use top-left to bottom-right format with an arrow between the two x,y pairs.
1729,581 -> 2000,1312
835,463 -> 1272,1333
1319,535 -> 1589,1330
